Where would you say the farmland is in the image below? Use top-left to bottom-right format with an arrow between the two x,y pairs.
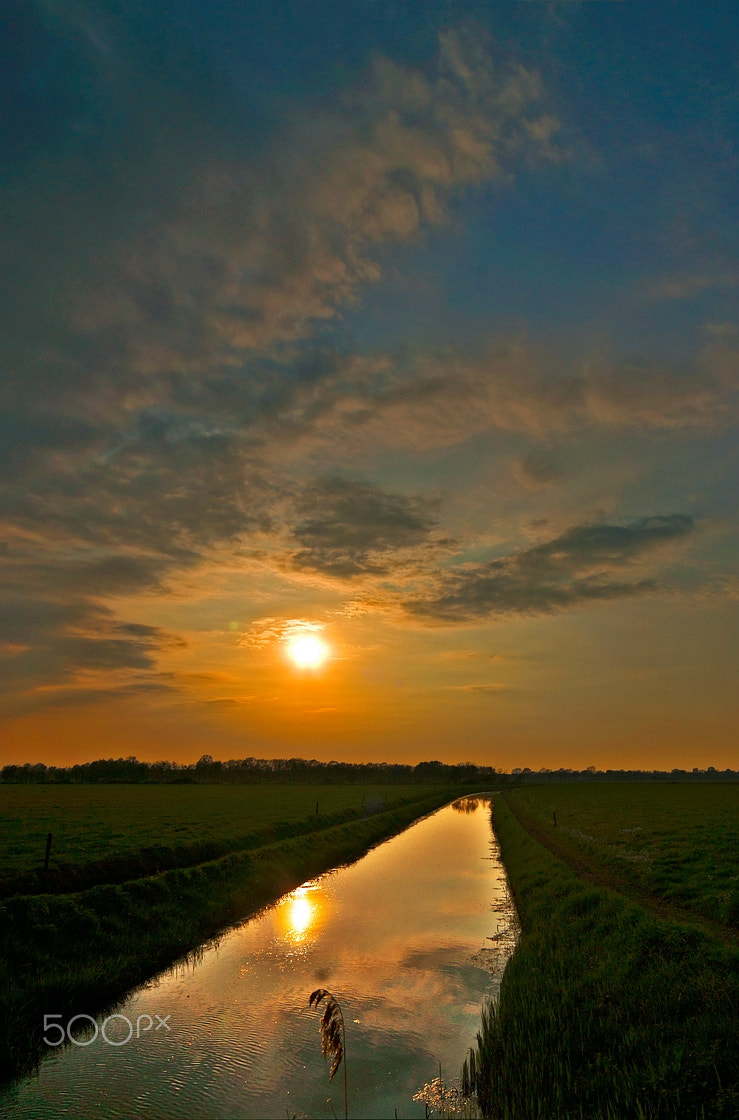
0,783 -> 427,894
508,782 -> 739,927
469,784 -> 739,1119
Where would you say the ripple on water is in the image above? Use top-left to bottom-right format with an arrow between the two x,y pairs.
1,799 -> 519,1120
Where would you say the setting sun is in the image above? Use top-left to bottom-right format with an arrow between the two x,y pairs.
285,634 -> 331,670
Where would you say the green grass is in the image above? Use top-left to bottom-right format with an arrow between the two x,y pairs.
0,783 -> 436,896
511,782 -> 739,926
0,783 -> 419,870
468,790 -> 739,1120
0,784 -> 463,1087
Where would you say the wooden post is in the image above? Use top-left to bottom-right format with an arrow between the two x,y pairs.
44,832 -> 53,869
552,811 -> 557,827
315,800 -> 319,815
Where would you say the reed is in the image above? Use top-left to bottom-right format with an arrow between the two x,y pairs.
308,988 -> 348,1120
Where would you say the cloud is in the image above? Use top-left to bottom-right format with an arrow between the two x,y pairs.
645,272 -> 739,302
452,683 -> 507,694
267,336 -> 739,466
290,478 -> 441,578
57,25 -> 558,416
2,10 -> 731,731
0,592 -> 181,707
405,515 -> 695,623
241,617 -> 327,649
2,678 -> 178,720
514,450 -> 563,488
579,355 -> 739,430
0,22 -> 564,719
343,344 -> 739,447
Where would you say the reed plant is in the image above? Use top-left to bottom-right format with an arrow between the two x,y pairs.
308,988 -> 348,1120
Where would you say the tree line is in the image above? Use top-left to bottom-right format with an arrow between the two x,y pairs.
1,757 -> 736,784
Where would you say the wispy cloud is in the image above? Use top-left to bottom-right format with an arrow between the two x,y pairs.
290,478 -> 442,578
240,617 -> 327,649
1,7 -> 734,759
451,683 -> 508,694
0,591 -> 181,707
65,26 -> 559,407
405,515 -> 695,623
0,24 -> 564,718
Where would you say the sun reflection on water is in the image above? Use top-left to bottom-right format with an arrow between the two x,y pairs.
277,883 -> 324,944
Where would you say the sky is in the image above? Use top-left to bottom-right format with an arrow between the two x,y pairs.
1,0 -> 737,771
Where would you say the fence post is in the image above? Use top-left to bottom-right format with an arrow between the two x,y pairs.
44,832 -> 53,869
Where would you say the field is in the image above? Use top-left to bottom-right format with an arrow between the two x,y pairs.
468,784 -> 739,1120
0,783 -> 418,888
509,782 -> 739,926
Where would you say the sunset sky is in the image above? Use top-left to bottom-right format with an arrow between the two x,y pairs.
2,1 -> 737,770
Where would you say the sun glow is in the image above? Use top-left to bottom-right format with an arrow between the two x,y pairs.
285,633 -> 331,670
277,884 -> 324,944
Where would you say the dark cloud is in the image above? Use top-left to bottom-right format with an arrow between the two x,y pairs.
291,478 -> 440,578
1,678 -> 178,720
0,592 -> 181,707
406,515 -> 695,623
1,424 -> 272,559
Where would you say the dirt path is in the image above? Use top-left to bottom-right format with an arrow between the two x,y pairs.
501,792 -> 739,948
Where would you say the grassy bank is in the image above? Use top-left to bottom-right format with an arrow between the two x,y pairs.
0,786 -> 460,1086
0,783 -> 431,895
468,792 -> 739,1119
507,782 -> 739,928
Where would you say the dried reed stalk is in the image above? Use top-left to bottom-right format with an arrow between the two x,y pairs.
308,988 -> 348,1120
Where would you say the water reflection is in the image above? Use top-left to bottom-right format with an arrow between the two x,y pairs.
277,881 -> 325,944
451,795 -> 491,814
1,797 -> 518,1120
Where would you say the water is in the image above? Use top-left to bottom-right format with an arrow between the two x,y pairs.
1,796 -> 518,1119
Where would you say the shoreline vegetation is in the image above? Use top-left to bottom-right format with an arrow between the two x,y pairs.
469,787 -> 739,1119
4,773 -> 738,1117
0,784 -> 464,1087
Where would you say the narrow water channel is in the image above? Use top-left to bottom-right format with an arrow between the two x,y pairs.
1,796 -> 518,1119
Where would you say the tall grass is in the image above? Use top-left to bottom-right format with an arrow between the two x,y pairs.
467,795 -> 739,1119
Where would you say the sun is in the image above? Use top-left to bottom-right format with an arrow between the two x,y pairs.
285,633 -> 331,670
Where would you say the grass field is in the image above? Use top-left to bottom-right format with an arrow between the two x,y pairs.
510,782 -> 739,927
0,783 -> 417,879
467,784 -> 739,1120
